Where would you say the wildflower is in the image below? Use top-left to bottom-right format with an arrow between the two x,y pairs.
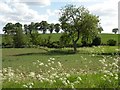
23,84 -> 28,88
77,76 -> 82,81
62,80 -> 68,86
109,72 -> 113,77
66,73 -> 70,77
66,80 -> 70,84
48,63 -> 51,65
29,72 -> 35,77
58,62 -> 62,67
51,61 -> 54,64
92,54 -> 95,57
45,64 -> 48,67
115,76 -> 118,80
39,63 -> 44,66
71,83 -> 74,88
51,67 -> 55,70
50,58 -> 55,60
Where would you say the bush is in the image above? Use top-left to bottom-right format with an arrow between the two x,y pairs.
92,36 -> 101,46
107,39 -> 116,46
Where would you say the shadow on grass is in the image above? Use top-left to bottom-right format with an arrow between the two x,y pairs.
12,47 -> 120,56
13,49 -> 76,56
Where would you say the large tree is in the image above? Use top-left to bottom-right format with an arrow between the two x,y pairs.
59,5 -> 100,53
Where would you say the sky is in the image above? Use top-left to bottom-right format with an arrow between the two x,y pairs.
0,0 -> 119,34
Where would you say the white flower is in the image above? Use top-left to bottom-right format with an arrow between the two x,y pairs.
58,62 -> 62,67
77,77 -> 82,81
115,76 -> 118,80
50,58 -> 55,60
29,72 -> 35,77
66,73 -> 70,77
39,63 -> 44,66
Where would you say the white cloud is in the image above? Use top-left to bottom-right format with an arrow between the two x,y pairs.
87,0 -> 119,33
0,0 -> 119,33
13,0 -> 51,6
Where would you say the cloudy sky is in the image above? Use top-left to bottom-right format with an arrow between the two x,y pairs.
0,0 -> 119,34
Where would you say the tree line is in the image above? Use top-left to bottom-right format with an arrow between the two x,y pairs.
2,5 -> 104,53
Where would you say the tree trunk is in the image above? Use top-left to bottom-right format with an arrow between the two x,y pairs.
73,41 -> 77,53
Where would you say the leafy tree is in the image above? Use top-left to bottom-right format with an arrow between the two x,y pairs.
28,22 -> 36,35
31,30 -> 40,45
2,35 -> 14,47
98,26 -> 103,33
39,21 -> 48,34
59,5 -> 100,53
24,24 -> 29,34
92,36 -> 101,46
3,23 -> 16,35
54,23 -> 60,33
112,28 -> 118,34
13,23 -> 25,48
59,33 -> 71,47
48,23 -> 54,34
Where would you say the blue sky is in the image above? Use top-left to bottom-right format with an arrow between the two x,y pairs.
0,0 -> 119,34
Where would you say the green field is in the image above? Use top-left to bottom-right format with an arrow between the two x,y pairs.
40,33 -> 119,45
2,46 -> 119,88
1,33 -> 120,45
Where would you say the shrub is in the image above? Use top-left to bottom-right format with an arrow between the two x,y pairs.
92,36 -> 101,46
107,39 -> 116,46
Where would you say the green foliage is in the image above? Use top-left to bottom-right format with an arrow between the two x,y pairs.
59,4 -> 100,52
54,23 -> 60,33
59,33 -> 71,47
2,35 -> 14,48
92,36 -> 101,46
48,23 -> 54,33
107,39 -> 117,46
13,23 -> 25,48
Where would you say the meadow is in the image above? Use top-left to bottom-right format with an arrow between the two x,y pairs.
1,45 -> 119,88
40,33 -> 119,45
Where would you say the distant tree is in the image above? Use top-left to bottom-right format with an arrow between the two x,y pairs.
59,5 -> 100,53
39,21 -> 48,34
24,24 -> 29,34
112,28 -> 118,34
13,23 -> 25,48
48,23 -> 54,34
3,23 -> 15,35
54,23 -> 60,33
28,22 -> 37,35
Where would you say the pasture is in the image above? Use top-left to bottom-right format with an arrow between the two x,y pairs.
2,46 -> 119,88
40,33 -> 119,45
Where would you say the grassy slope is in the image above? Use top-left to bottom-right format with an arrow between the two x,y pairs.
40,33 -> 119,44
1,33 -> 119,45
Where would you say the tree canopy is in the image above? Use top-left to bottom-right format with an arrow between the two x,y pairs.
59,5 -> 101,52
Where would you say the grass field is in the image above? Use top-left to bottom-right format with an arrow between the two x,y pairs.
2,46 -> 119,88
39,33 -> 120,45
1,33 -> 120,45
